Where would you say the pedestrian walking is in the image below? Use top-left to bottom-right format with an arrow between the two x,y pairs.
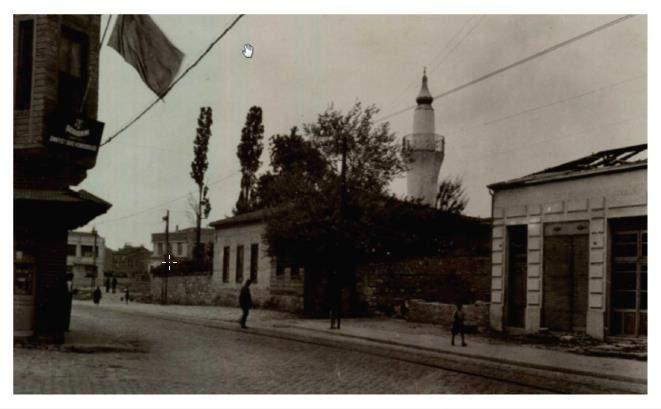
104,276 -> 110,293
451,302 -> 467,347
92,286 -> 102,305
124,287 -> 130,304
111,277 -> 118,293
63,273 -> 75,331
238,279 -> 253,329
328,273 -> 341,330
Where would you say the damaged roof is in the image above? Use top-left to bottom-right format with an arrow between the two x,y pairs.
488,143 -> 647,190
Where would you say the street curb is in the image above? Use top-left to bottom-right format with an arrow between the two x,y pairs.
276,324 -> 647,386
94,306 -> 646,394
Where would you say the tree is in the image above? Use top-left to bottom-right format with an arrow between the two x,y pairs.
235,106 -> 264,214
435,177 -> 468,214
255,126 -> 328,209
190,107 -> 213,262
263,102 -> 410,271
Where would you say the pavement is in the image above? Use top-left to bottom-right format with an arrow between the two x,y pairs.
34,295 -> 646,394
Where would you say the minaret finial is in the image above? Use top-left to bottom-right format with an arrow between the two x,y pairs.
416,68 -> 433,105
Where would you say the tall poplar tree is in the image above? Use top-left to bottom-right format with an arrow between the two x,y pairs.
235,106 -> 264,214
190,107 -> 213,261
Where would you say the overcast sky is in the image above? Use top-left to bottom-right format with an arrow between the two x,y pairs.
80,14 -> 647,250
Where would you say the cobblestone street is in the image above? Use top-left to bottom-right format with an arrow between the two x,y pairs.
14,303 -> 545,394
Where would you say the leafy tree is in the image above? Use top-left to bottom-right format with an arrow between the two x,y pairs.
435,177 -> 468,214
235,106 -> 264,214
262,102 -> 410,272
255,126 -> 328,209
190,107 -> 213,261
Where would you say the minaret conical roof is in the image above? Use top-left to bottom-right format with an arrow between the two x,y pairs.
416,68 -> 433,105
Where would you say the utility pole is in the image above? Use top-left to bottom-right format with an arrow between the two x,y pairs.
162,210 -> 170,305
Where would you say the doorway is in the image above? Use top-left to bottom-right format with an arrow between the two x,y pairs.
506,225 -> 527,328
609,217 -> 647,337
542,221 -> 589,332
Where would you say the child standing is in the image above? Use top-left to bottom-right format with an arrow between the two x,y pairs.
451,302 -> 467,347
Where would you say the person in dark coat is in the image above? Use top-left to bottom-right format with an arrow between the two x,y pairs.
124,287 -> 130,304
451,302 -> 467,347
63,273 -> 75,331
92,286 -> 102,305
104,277 -> 110,293
328,273 -> 341,330
238,279 -> 253,329
111,277 -> 118,293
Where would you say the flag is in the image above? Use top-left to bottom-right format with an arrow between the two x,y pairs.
108,15 -> 184,97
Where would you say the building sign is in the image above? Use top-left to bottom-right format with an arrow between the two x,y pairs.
46,111 -> 104,153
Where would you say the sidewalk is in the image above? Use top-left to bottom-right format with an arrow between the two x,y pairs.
74,299 -> 647,390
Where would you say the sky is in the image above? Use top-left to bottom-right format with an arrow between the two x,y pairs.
79,15 -> 647,250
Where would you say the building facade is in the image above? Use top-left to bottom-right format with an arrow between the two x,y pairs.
14,15 -> 110,341
150,226 -> 215,268
404,70 -> 445,206
66,230 -> 105,288
209,210 -> 284,307
488,145 -> 647,339
112,245 -> 152,282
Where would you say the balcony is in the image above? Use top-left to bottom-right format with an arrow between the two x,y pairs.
403,133 -> 445,153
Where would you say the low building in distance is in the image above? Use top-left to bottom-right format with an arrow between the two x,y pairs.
66,230 -> 105,288
150,226 -> 214,268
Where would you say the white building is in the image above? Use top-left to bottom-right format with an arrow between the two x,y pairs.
67,230 -> 105,288
404,69 -> 445,206
488,144 -> 647,339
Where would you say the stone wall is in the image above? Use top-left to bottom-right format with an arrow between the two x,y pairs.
407,299 -> 490,331
356,255 -> 491,315
150,275 -> 280,309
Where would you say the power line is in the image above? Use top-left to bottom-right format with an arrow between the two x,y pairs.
443,74 -> 644,138
374,14 -> 637,124
100,14 -> 246,147
428,15 -> 485,76
95,169 -> 241,225
386,16 -> 479,107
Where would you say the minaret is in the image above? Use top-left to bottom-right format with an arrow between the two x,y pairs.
405,69 -> 445,206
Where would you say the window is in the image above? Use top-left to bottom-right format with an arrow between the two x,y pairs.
58,26 -> 88,112
177,242 -> 182,256
222,246 -> 230,283
15,19 -> 34,110
157,242 -> 163,255
67,244 -> 77,257
250,244 -> 259,283
81,245 -> 94,257
236,245 -> 244,283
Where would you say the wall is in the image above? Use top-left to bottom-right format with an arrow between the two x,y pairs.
407,300 -> 490,331
490,167 -> 647,339
356,255 -> 491,315
150,275 -> 271,307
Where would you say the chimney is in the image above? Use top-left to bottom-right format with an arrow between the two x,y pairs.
176,225 -> 179,231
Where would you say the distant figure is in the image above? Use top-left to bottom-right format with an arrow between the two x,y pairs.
104,277 -> 110,293
111,277 -> 118,293
328,273 -> 341,330
92,286 -> 102,305
451,302 -> 467,347
64,273 -> 75,331
238,279 -> 253,329
124,287 -> 130,304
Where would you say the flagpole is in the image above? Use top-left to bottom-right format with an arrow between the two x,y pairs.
79,14 -> 114,113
